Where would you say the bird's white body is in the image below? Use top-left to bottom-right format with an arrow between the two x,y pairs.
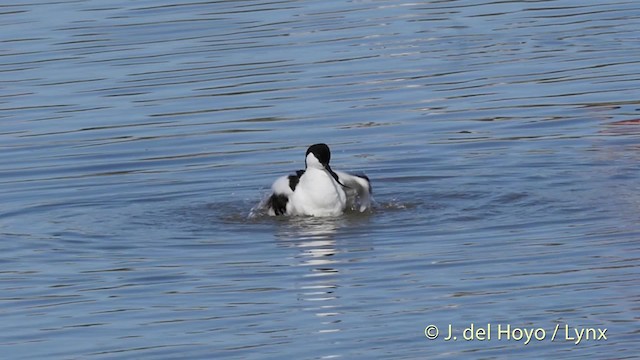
272,167 -> 346,216
266,144 -> 372,217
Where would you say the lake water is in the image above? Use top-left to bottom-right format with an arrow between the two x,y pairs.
1,0 -> 639,359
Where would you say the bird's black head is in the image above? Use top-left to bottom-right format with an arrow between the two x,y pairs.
304,143 -> 348,188
306,143 -> 331,166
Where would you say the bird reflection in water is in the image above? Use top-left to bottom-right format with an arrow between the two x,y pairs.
275,217 -> 347,335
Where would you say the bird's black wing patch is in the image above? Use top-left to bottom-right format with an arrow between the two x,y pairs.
288,170 -> 305,191
267,193 -> 289,216
353,173 -> 372,194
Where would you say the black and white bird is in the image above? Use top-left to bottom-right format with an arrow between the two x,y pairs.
266,143 -> 372,217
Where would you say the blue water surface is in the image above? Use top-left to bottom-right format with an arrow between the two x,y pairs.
1,1 -> 639,359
